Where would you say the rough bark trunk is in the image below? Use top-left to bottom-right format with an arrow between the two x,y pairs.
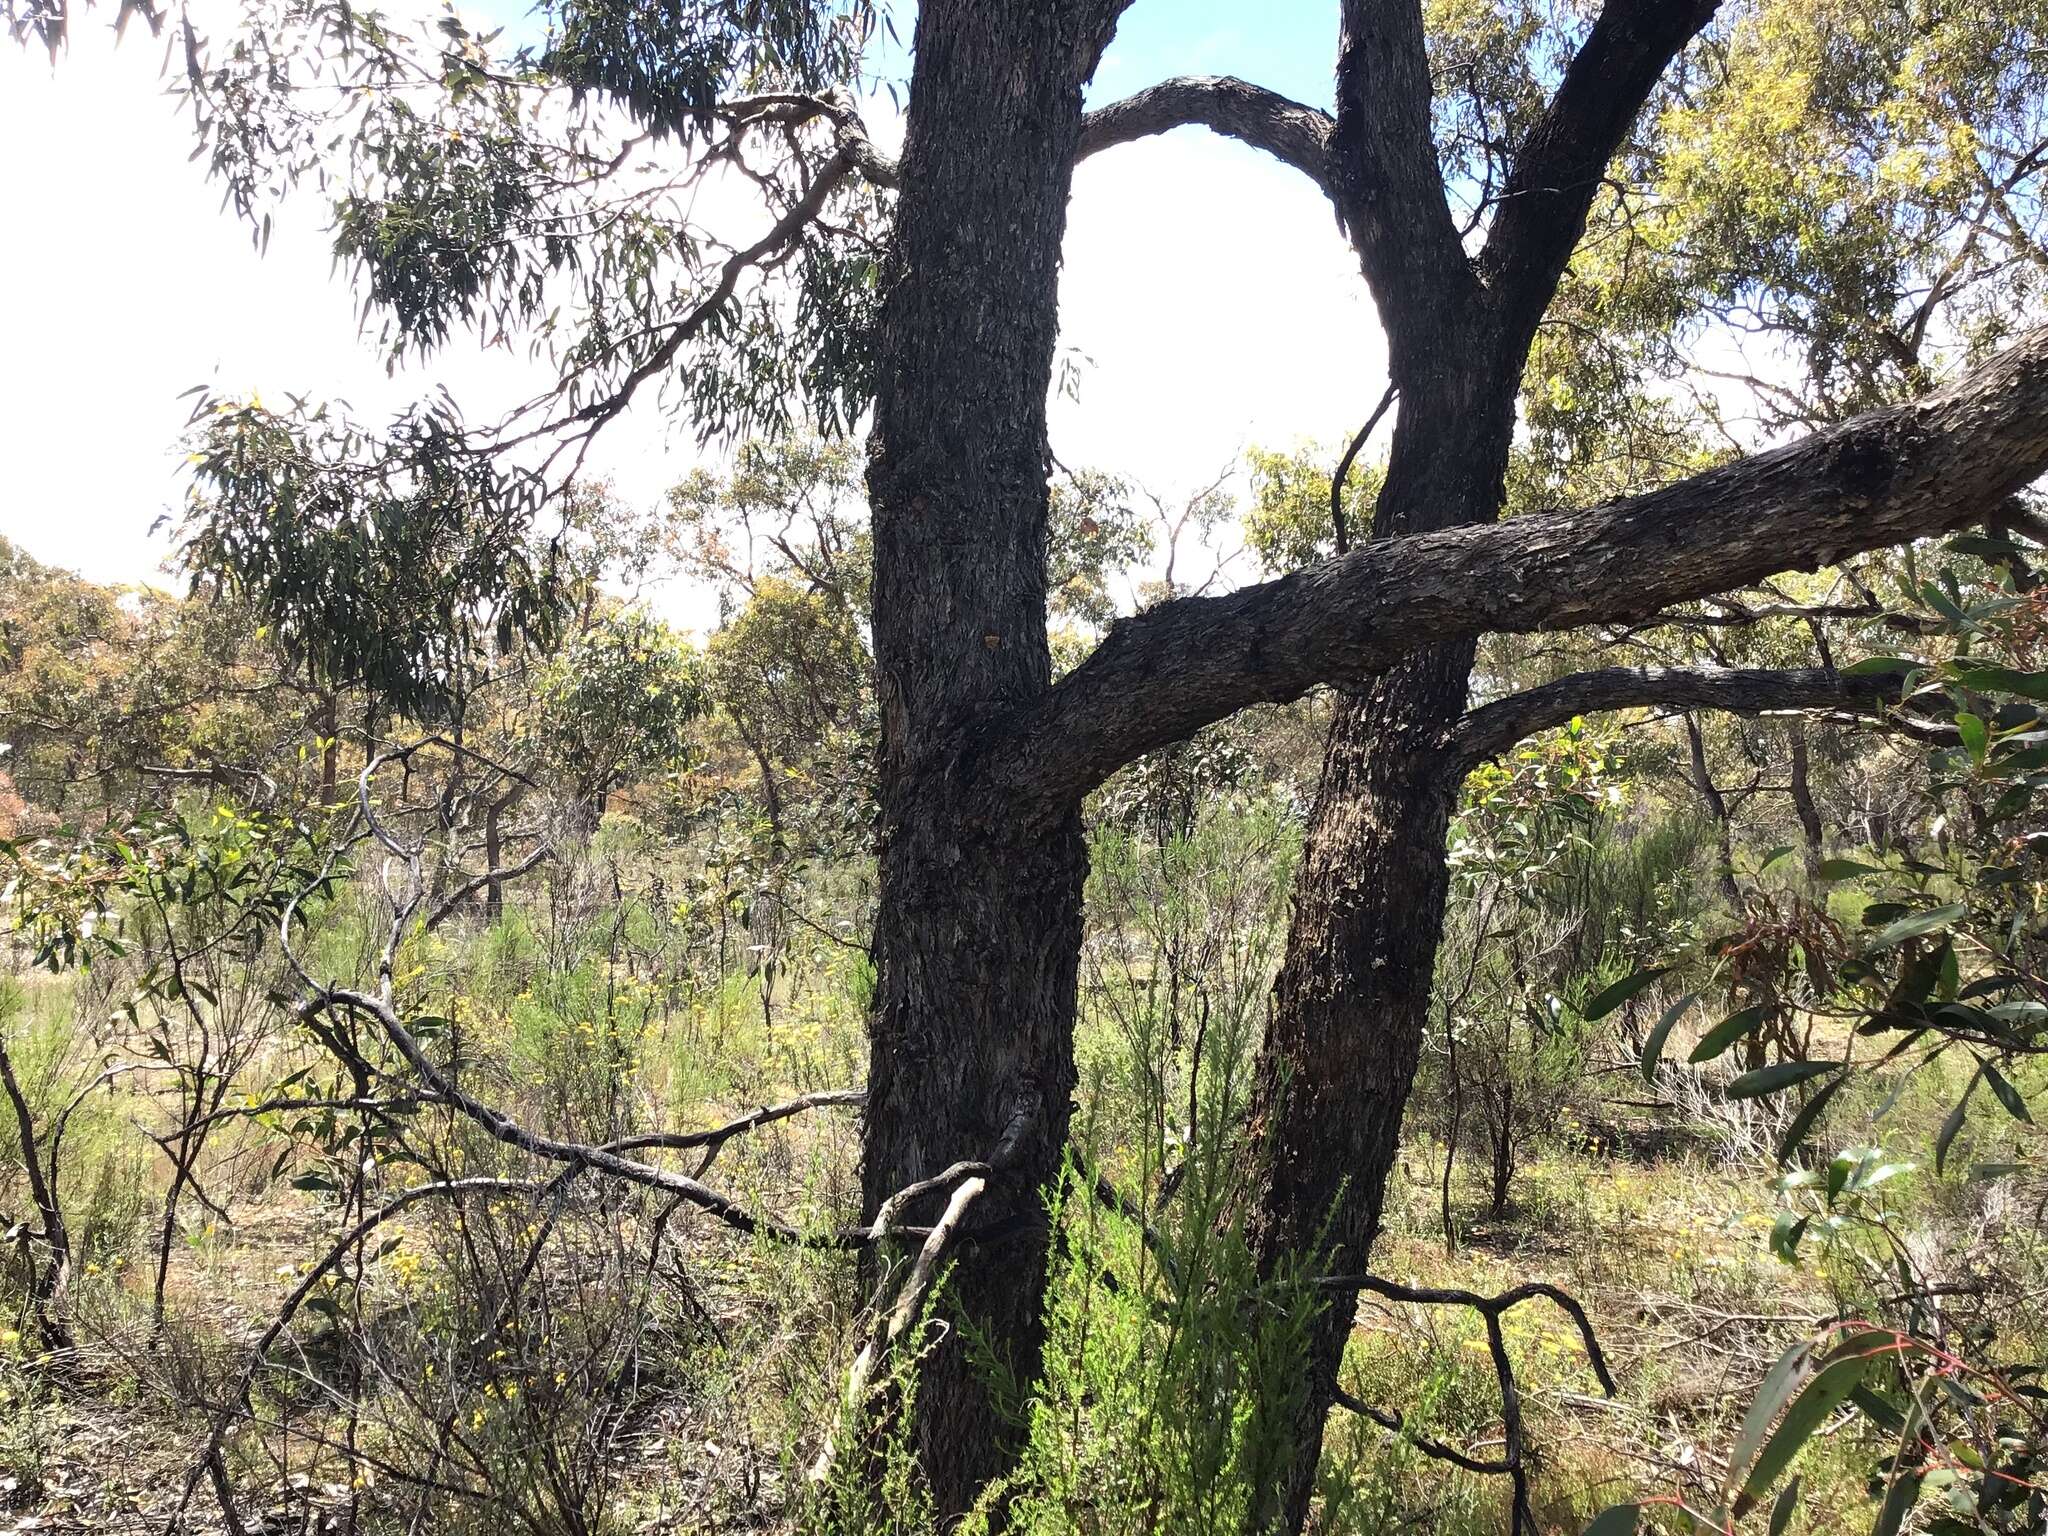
1235,8 -> 1733,1508
858,2 -> 1109,1518
1244,654 -> 1472,1531
1244,349 -> 1515,1530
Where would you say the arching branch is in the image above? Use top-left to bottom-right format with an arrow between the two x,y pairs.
1076,75 -> 1337,202
983,325 -> 2048,813
1323,1273 -> 1619,1536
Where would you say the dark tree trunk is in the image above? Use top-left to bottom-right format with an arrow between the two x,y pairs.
1235,8 -> 1721,1520
0,1035 -> 71,1349
1685,711 -> 1745,909
858,1 -> 1113,1518
1788,719 -> 1826,878
1243,390 -> 1510,1532
737,726 -> 784,846
317,689 -> 340,805
483,786 -> 522,925
1230,37 -> 1528,1480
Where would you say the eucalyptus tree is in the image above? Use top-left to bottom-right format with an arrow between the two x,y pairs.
14,0 -> 2048,1522
1228,11 -> 2048,1524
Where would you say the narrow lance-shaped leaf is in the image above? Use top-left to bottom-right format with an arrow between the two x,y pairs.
1983,1060 -> 2033,1123
1738,1349 -> 1880,1509
1640,991 -> 1696,1085
1867,1382 -> 1933,1536
1579,1506 -> 1638,1536
1935,1064 -> 1984,1175
1865,904 -> 1968,952
1776,1071 -> 1848,1165
1692,1004 -> 1767,1065
1583,965 -> 1668,1021
1728,1059 -> 1843,1101
1769,1476 -> 1802,1536
1724,1341 -> 1818,1507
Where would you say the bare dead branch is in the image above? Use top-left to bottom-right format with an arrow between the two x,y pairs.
1322,1273 -> 1619,1536
601,1088 -> 866,1175
168,1176 -> 550,1536
315,985 -> 869,1249
1331,382 -> 1399,556
1329,1381 -> 1513,1476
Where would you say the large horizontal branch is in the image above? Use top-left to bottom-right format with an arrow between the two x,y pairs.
1443,665 -> 1905,766
984,325 -> 2048,812
1076,75 -> 1337,202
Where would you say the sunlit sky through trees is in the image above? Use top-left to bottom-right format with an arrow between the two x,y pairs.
0,0 -> 1383,630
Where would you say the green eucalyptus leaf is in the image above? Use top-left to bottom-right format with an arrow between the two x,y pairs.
1776,1072 -> 1848,1165
1692,1005 -> 1767,1065
1769,1476 -> 1802,1536
1983,1061 -> 2033,1123
1865,905 -> 1968,953
1740,1353 -> 1874,1507
1935,1067 -> 1983,1176
1641,992 -> 1697,1085
1583,966 -> 1668,1022
1728,1060 -> 1843,1101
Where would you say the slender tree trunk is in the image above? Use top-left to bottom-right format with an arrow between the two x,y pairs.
858,2 -> 1113,1517
0,1035 -> 70,1348
483,786 -> 523,925
317,689 -> 340,806
738,727 -> 784,846
1685,712 -> 1745,909
1788,719 -> 1826,878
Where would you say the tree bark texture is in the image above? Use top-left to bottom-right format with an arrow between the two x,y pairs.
1240,6 -> 1723,1525
836,0 -> 2048,1522
858,1 -> 1115,1519
1243,345 -> 1514,1532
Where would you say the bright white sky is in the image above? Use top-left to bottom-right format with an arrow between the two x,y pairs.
0,3 -> 1379,631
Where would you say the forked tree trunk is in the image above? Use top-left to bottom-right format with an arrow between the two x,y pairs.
834,0 -> 2044,1520
859,1 -> 1111,1518
1239,7 -> 1726,1523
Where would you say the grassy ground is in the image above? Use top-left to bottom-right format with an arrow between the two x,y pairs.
3,824 -> 2044,1536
